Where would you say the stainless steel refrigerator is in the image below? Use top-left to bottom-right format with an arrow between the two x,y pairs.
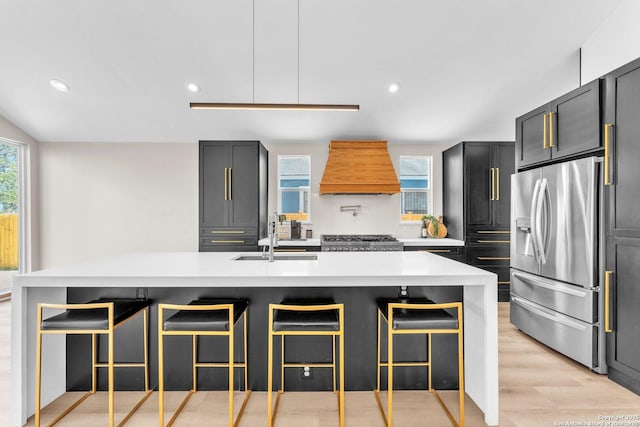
510,156 -> 606,373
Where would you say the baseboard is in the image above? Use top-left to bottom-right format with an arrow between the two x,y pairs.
608,366 -> 640,396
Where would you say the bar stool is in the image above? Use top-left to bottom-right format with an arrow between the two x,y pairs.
374,298 -> 464,427
267,299 -> 345,427
158,298 -> 251,427
35,298 -> 152,427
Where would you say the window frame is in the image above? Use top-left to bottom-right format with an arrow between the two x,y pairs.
277,154 -> 312,223
399,155 -> 433,223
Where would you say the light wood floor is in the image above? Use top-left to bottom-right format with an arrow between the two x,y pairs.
3,300 -> 640,426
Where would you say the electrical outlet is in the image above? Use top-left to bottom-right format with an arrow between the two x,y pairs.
302,366 -> 312,380
136,287 -> 147,300
398,286 -> 409,299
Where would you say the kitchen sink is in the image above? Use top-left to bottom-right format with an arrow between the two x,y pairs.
233,254 -> 318,261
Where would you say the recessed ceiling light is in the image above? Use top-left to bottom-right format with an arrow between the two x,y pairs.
388,82 -> 400,93
50,79 -> 70,93
186,82 -> 201,93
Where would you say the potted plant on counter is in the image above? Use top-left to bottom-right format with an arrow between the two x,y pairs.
421,215 -> 447,238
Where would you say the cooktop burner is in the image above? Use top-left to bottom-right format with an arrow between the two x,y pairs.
321,234 -> 403,251
322,234 -> 398,242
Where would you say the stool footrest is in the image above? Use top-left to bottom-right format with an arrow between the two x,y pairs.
166,390 -> 196,427
282,362 -> 334,368
118,390 -> 153,427
94,363 -> 146,368
379,361 -> 431,367
46,391 -> 94,427
194,362 -> 246,368
431,390 -> 461,427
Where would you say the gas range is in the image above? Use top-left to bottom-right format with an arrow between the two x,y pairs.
321,234 -> 404,252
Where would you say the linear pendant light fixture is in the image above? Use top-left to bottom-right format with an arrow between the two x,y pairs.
190,0 -> 359,112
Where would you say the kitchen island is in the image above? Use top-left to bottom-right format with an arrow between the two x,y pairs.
12,251 -> 498,426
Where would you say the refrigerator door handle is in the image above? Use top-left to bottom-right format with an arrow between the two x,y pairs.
511,295 -> 588,331
535,178 -> 548,264
530,178 -> 542,262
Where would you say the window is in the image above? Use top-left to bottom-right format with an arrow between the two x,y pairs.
399,156 -> 432,222
278,155 -> 311,222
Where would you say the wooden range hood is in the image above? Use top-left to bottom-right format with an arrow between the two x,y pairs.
319,140 -> 400,195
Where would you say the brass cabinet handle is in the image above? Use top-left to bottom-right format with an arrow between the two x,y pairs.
210,230 -> 246,234
224,168 -> 228,200
548,112 -> 555,148
604,124 -> 613,186
477,230 -> 510,234
490,168 -> 495,200
496,167 -> 500,200
543,113 -> 548,149
477,257 -> 510,261
228,167 -> 232,200
605,270 -> 613,333
498,281 -> 511,285
477,240 -> 510,243
211,240 -> 245,243
419,249 -> 452,253
274,248 -> 306,252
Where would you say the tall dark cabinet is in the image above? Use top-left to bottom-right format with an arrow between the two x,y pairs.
604,57 -> 640,394
199,140 -> 268,252
443,141 -> 515,301
516,79 -> 601,170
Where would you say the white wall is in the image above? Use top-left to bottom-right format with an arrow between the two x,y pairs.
38,142 -> 198,268
263,141 -> 451,238
37,140 -> 455,268
581,0 -> 640,82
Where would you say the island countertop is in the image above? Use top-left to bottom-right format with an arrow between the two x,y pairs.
12,251 -> 498,426
15,251 -> 489,288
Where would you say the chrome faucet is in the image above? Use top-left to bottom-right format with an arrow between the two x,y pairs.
266,212 -> 278,262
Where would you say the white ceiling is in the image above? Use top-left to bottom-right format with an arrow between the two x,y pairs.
0,0 -> 623,145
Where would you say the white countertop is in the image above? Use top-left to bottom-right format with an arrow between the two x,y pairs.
258,237 -> 464,247
14,251 -> 491,288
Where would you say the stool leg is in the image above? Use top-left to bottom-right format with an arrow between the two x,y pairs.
332,335 -> 337,393
267,309 -> 274,427
339,309 -> 345,427
387,321 -> 394,427
243,310 -> 249,392
143,307 -> 150,393
192,335 -> 197,392
34,310 -> 43,427
228,324 -> 234,427
458,320 -> 465,426
376,310 -> 381,393
280,335 -> 285,393
158,309 -> 165,427
428,333 -> 432,391
108,329 -> 115,427
91,333 -> 97,393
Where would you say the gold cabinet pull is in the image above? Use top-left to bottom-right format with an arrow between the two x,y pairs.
543,113 -> 548,149
274,248 -> 307,252
492,167 -> 496,200
497,281 -> 511,285
224,168 -> 228,200
419,249 -> 452,253
477,230 -> 510,234
228,167 -> 232,200
548,112 -> 555,148
477,257 -> 510,261
496,167 -> 500,200
211,240 -> 245,244
477,240 -> 510,243
605,270 -> 613,333
210,230 -> 246,234
604,124 -> 613,186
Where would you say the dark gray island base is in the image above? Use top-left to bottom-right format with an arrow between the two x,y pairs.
66,286 -> 463,392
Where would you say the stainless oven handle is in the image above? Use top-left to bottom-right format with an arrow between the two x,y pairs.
511,271 -> 588,297
511,295 -> 587,331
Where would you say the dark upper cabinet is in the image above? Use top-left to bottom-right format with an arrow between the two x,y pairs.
604,57 -> 640,394
199,140 -> 268,252
516,79 -> 601,170
443,141 -> 514,302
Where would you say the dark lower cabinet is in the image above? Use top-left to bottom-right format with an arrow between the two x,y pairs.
604,56 -> 640,394
199,141 -> 268,251
443,141 -> 514,301
403,245 -> 464,262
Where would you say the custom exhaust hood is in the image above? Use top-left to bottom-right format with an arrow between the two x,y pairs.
319,140 -> 400,195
